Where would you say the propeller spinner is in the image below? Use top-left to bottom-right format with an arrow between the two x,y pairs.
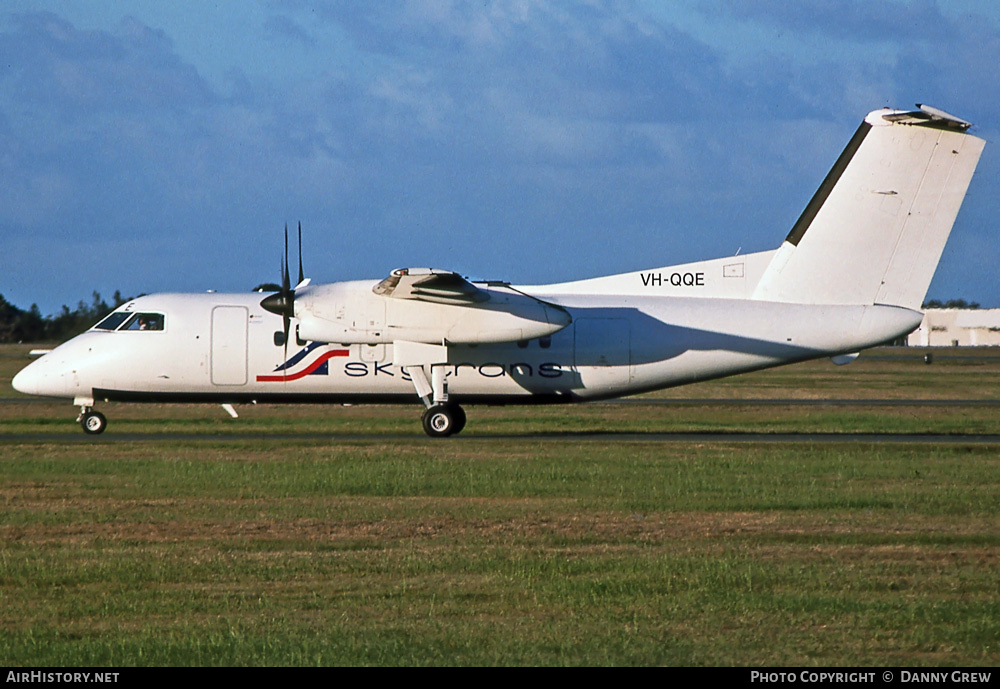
260,222 -> 306,351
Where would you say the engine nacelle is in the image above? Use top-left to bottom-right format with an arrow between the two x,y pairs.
293,280 -> 571,345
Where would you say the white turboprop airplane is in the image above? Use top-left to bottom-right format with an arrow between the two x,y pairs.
12,105 -> 986,437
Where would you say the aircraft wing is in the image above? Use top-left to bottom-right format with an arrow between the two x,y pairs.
373,268 -> 489,305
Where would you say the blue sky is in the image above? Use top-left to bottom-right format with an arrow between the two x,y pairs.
2,0 -> 998,315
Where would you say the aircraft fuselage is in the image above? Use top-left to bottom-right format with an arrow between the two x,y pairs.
13,288 -> 921,407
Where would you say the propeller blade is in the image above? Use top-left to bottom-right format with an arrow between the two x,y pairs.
261,223 -> 297,320
297,221 -> 304,285
282,313 -> 291,360
260,222 -> 306,362
283,223 -> 291,293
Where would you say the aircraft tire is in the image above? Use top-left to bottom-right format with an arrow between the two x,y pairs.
422,404 -> 457,438
447,403 -> 467,435
81,411 -> 107,435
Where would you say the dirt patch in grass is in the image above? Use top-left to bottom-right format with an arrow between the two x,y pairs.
3,499 -> 995,548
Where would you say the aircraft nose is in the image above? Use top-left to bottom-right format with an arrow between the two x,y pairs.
12,355 -> 71,398
12,362 -> 40,395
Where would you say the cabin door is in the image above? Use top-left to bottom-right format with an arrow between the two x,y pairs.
211,306 -> 248,385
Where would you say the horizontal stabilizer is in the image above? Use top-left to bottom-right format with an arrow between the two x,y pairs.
882,104 -> 972,130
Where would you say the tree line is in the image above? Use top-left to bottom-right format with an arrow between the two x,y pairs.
1,286 -> 281,344
922,298 -> 981,310
0,291 -> 134,344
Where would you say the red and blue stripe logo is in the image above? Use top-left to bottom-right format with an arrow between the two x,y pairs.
256,342 -> 349,382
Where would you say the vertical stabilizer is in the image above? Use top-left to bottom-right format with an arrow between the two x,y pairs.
752,105 -> 985,308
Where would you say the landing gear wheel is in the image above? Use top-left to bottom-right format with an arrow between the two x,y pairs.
81,411 -> 107,435
447,403 -> 466,435
422,404 -> 461,438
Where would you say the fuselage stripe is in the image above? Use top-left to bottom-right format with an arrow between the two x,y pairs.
256,349 -> 350,382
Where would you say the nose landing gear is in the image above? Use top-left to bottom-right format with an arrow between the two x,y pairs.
76,401 -> 107,435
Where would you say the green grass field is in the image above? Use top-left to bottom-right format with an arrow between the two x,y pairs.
1,345 -> 999,666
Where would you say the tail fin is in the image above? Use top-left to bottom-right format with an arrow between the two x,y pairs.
752,105 -> 985,308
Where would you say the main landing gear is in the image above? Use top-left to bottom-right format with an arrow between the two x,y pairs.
405,361 -> 467,438
421,402 -> 467,438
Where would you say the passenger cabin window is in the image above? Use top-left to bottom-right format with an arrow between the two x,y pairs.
94,312 -> 165,331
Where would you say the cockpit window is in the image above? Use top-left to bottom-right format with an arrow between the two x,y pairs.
122,313 -> 164,331
94,312 -> 132,331
94,312 -> 165,331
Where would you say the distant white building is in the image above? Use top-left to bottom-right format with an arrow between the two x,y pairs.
907,309 -> 1000,347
